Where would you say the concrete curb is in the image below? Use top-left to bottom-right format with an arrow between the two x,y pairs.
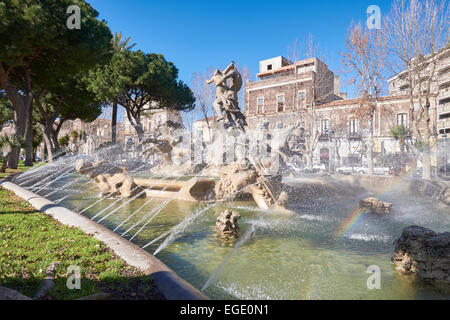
0,181 -> 209,301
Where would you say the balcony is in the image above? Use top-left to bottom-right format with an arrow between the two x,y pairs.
439,88 -> 450,100
437,120 -> 450,131
319,133 -> 330,142
437,102 -> 450,116
347,132 -> 362,141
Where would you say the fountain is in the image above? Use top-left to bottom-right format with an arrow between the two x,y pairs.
7,60 -> 450,300
71,62 -> 298,212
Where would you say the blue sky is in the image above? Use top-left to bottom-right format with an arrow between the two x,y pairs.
89,0 -> 393,97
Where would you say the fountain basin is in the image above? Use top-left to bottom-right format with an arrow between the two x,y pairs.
0,180 -> 208,300
13,165 -> 450,300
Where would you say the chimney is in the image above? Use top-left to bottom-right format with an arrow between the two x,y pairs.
334,75 -> 340,96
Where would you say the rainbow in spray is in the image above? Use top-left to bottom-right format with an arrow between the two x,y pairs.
334,168 -> 420,239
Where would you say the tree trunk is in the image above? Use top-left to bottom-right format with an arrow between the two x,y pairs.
399,138 -> 406,174
367,107 -> 375,175
50,130 -> 60,154
134,124 -> 145,143
24,102 -> 33,166
1,153 -> 10,173
6,107 -> 26,169
422,148 -> 432,180
111,101 -> 117,144
367,137 -> 374,175
0,64 -> 33,169
306,153 -> 313,170
42,127 -> 54,163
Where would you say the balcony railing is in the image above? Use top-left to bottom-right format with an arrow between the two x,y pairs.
347,132 -> 362,140
319,133 -> 330,142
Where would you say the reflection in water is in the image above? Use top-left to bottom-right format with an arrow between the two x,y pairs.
26,175 -> 450,300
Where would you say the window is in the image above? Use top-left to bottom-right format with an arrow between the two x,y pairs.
400,84 -> 410,91
196,129 -> 203,139
439,97 -> 450,105
321,119 -> 330,133
277,122 -> 284,129
439,113 -> 450,120
397,113 -> 408,127
257,98 -> 264,114
267,64 -> 272,71
277,94 -> 285,112
349,118 -> 358,134
297,91 -> 306,108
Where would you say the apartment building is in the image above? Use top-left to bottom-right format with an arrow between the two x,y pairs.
388,47 -> 450,138
56,108 -> 183,154
244,56 -> 345,130
242,53 -> 449,169
123,109 -> 183,142
192,116 -> 217,144
312,95 -> 437,169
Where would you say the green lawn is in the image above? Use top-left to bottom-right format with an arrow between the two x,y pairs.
0,160 -> 40,179
0,188 -> 163,300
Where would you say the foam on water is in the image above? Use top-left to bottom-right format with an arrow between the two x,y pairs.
215,282 -> 281,300
299,214 -> 325,221
347,233 -> 391,242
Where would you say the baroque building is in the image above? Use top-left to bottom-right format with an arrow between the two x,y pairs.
241,50 -> 450,170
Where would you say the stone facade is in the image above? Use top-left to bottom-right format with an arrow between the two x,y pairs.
56,108 -> 183,154
123,109 -> 183,141
388,47 -> 450,139
242,53 -> 449,170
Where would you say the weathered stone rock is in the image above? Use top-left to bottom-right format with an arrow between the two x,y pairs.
392,225 -> 450,283
216,210 -> 241,236
75,159 -> 142,198
360,197 -> 392,214
75,159 -> 127,178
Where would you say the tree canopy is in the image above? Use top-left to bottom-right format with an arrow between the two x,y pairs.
0,0 -> 112,167
34,73 -> 103,160
90,50 -> 195,140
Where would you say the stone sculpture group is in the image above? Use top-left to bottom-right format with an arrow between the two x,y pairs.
207,61 -> 247,130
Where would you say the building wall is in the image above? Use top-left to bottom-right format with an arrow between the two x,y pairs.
123,109 -> 184,140
388,47 -> 450,138
240,53 -> 450,168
